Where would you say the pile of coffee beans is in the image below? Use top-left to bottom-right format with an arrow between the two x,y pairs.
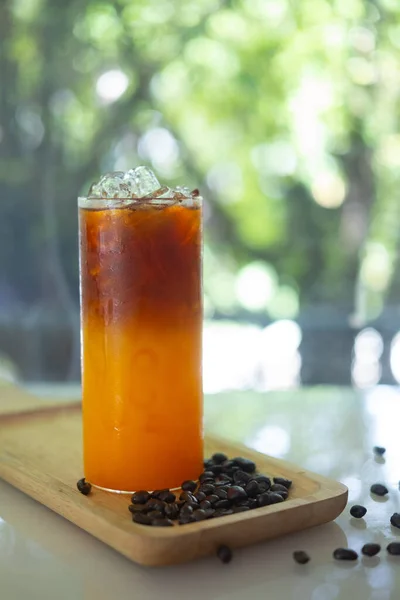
127,453 -> 292,527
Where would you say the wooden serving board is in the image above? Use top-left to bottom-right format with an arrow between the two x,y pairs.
0,383 -> 347,566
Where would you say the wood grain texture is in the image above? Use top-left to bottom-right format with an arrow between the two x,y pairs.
0,384 -> 348,566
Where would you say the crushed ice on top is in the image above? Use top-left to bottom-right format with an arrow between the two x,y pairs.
87,166 -> 198,202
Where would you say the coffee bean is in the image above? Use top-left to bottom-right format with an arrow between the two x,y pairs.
209,465 -> 224,476
215,488 -> 228,500
217,545 -> 233,563
159,491 -> 176,503
128,504 -> 145,514
77,478 -> 92,496
370,483 -> 388,496
152,489 -> 169,499
252,475 -> 271,492
164,503 -> 180,519
212,453 -> 228,464
221,460 -> 235,472
214,479 -> 231,487
268,492 -> 285,504
181,480 -> 197,493
227,486 -> 247,504
373,446 -> 386,456
206,494 -> 219,505
132,513 -> 152,525
199,471 -> 215,483
387,542 -> 400,555
232,457 -> 256,473
204,508 -> 215,518
233,505 -> 250,513
131,490 -> 150,504
233,470 -> 251,485
333,548 -> 358,561
273,477 -> 292,489
179,515 -> 195,525
245,481 -> 260,498
350,505 -> 367,519
215,499 -> 231,509
248,498 -> 258,509
195,491 -> 206,503
180,491 -> 198,504
270,484 -> 289,499
204,459 -> 213,470
151,518 -> 174,527
362,543 -> 381,557
258,492 -> 272,507
200,500 -> 212,510
145,499 -> 166,513
293,551 -> 310,565
193,509 -> 207,521
391,513 -> 400,529
180,504 -> 194,517
147,510 -> 164,520
200,483 -> 215,495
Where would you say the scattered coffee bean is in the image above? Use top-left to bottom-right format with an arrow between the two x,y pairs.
233,470 -> 251,485
215,488 -> 228,500
145,499 -> 166,513
248,498 -> 258,509
233,457 -> 256,473
391,513 -> 400,529
152,518 -> 174,527
245,481 -> 260,498
269,492 -> 285,504
258,492 -> 272,507
164,503 -> 180,520
233,505 -> 250,513
200,483 -> 215,495
370,483 -> 388,497
204,508 -> 215,518
215,499 -> 231,509
128,504 -> 145,514
152,489 -> 169,499
199,471 -> 215,483
373,446 -> 386,456
221,460 -> 235,472
193,509 -> 207,521
159,491 -> 176,503
200,500 -> 212,510
217,544 -> 233,563
387,542 -> 400,556
204,459 -> 213,469
270,484 -> 289,499
212,452 -> 228,464
180,491 -> 198,504
333,548 -> 358,561
273,477 -> 292,489
209,465 -> 224,475
227,486 -> 247,504
132,513 -> 152,525
180,504 -> 194,517
77,478 -> 92,496
350,505 -> 367,519
206,494 -> 220,505
293,551 -> 310,565
362,543 -> 381,557
195,491 -> 207,503
131,490 -> 150,505
147,510 -> 165,520
181,480 -> 197,493
252,475 -> 271,492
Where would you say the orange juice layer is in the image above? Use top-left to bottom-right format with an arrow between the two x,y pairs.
80,203 -> 203,492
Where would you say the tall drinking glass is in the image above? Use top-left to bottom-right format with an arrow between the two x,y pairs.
78,193 -> 203,492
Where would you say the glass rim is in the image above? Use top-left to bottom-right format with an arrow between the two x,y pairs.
78,195 -> 202,207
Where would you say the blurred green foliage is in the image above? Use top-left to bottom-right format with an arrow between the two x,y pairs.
1,0 -> 400,323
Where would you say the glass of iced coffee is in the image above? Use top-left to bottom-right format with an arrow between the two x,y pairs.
78,167 -> 203,492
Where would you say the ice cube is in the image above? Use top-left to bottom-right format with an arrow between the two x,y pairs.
88,182 -> 102,198
143,185 -> 172,199
134,166 -> 161,196
99,172 -> 131,198
173,186 -> 192,199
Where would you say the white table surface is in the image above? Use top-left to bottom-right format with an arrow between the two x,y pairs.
1,385 -> 400,600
